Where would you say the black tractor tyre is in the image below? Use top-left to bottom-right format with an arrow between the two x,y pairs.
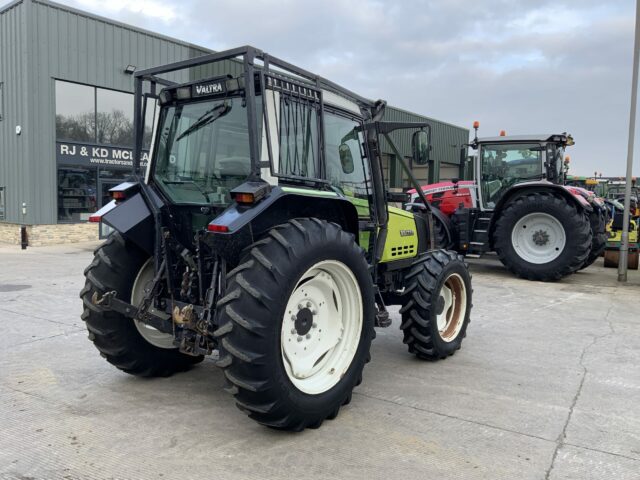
580,208 -> 607,270
213,218 -> 375,431
399,250 -> 472,360
493,192 -> 592,281
80,232 -> 203,377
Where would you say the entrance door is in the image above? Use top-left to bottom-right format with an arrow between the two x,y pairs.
97,179 -> 121,238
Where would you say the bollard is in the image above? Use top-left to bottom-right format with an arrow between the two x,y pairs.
20,225 -> 28,250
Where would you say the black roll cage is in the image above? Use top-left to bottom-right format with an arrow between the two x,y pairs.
132,46 -> 374,184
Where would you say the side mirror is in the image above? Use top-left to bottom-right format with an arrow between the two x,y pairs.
339,144 -> 354,174
412,130 -> 430,165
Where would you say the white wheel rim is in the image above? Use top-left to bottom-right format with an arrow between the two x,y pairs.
436,273 -> 467,342
511,213 -> 566,264
281,260 -> 363,395
131,259 -> 175,349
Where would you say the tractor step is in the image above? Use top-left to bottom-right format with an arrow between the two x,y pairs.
465,253 -> 481,258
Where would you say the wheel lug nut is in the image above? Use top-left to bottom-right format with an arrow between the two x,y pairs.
291,328 -> 296,334
311,309 -> 317,315
305,334 -> 311,339
291,315 -> 297,321
297,336 -> 303,342
306,301 -> 312,308
298,303 -> 304,310
312,323 -> 317,328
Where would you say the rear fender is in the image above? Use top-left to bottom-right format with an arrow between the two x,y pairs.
205,187 -> 360,265
100,192 -> 156,254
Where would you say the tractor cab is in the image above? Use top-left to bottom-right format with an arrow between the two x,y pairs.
472,132 -> 574,210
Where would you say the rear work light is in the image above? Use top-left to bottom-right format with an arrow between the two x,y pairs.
230,181 -> 271,205
233,192 -> 256,204
108,182 -> 139,203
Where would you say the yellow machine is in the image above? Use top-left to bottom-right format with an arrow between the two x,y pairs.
604,215 -> 639,269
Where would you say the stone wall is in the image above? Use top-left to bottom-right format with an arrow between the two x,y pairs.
0,222 -> 99,246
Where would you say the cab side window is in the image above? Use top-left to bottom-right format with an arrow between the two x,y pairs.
324,112 -> 371,215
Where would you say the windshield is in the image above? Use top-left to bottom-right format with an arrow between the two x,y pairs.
480,143 -> 542,208
153,96 -> 260,205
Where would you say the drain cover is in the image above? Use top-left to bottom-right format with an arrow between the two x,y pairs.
0,284 -> 31,292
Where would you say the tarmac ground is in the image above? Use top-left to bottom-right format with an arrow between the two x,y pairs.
0,242 -> 638,479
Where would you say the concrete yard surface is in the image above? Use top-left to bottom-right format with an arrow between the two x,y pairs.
0,242 -> 638,480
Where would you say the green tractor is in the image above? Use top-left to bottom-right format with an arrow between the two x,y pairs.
81,46 -> 473,431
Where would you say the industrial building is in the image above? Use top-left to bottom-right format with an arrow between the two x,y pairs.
0,0 -> 469,245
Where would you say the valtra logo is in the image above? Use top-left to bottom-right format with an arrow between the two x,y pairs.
193,81 -> 224,96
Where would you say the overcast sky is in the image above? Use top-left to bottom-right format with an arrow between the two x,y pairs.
14,0 -> 640,175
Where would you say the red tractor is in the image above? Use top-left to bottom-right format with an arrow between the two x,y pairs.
409,125 -> 607,281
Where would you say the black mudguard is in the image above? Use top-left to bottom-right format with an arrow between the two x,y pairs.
205,187 -> 360,265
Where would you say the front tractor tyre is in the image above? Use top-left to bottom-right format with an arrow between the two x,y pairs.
214,218 -> 375,431
400,250 -> 472,360
494,192 -> 592,281
80,233 -> 202,377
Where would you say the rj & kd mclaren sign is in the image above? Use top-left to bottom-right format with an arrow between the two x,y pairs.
56,142 -> 149,169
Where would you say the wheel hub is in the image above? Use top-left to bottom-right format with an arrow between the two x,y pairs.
436,273 -> 467,342
281,261 -> 363,395
295,306 -> 314,336
532,229 -> 550,246
511,212 -> 567,264
131,259 -> 174,349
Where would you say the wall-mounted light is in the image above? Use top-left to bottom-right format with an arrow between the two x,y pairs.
124,64 -> 136,75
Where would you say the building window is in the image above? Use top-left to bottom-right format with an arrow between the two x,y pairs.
0,187 -> 5,220
55,80 -> 136,148
57,168 -> 97,222
97,88 -> 134,147
55,81 -> 96,143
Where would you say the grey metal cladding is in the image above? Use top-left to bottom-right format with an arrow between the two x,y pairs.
381,106 -> 469,166
0,0 -> 243,225
0,0 -> 27,224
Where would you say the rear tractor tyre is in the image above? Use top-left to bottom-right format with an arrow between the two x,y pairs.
80,232 -> 202,377
214,218 -> 375,431
580,208 -> 607,270
494,192 -> 592,281
399,250 -> 472,360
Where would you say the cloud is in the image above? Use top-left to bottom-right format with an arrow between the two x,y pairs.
9,0 -> 638,175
